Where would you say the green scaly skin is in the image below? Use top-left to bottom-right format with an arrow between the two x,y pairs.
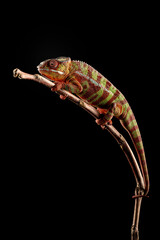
37,57 -> 149,197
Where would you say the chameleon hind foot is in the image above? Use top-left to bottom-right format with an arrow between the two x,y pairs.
96,118 -> 112,129
96,108 -> 112,127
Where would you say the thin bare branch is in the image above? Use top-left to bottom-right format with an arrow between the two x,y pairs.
13,68 -> 145,190
13,68 -> 145,240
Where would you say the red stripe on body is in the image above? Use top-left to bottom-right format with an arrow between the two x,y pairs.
106,81 -> 112,89
102,89 -> 120,109
87,65 -> 93,79
107,89 -> 120,105
130,125 -> 139,132
89,75 -> 111,105
123,113 -> 135,127
138,148 -> 145,155
82,84 -> 101,100
91,90 -> 110,107
134,135 -> 142,144
74,72 -> 101,100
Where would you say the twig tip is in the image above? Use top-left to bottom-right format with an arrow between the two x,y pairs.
13,68 -> 18,78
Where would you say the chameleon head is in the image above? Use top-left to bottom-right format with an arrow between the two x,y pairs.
37,57 -> 71,81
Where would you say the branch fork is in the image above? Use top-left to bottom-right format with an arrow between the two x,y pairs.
13,68 -> 146,240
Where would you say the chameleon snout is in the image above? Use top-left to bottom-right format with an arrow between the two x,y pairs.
37,62 -> 44,70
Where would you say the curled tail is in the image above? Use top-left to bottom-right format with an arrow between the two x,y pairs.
120,106 -> 149,197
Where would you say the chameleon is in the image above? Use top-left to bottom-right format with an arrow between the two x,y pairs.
37,56 -> 149,197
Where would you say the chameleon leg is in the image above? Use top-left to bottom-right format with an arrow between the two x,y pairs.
96,103 -> 123,126
51,82 -> 67,100
66,78 -> 83,94
51,82 -> 65,92
96,108 -> 113,126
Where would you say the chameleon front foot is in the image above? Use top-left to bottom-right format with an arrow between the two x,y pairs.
51,82 -> 64,92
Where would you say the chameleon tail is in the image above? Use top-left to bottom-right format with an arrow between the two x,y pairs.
120,108 -> 149,197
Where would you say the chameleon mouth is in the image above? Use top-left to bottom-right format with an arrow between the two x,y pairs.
37,65 -> 64,75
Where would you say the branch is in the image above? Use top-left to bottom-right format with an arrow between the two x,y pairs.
13,68 -> 145,239
13,68 -> 144,190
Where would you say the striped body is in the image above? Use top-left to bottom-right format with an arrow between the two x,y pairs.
69,61 -> 126,109
37,57 -> 149,196
67,60 -> 149,196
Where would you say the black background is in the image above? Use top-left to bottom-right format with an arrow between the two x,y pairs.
4,2 -> 158,239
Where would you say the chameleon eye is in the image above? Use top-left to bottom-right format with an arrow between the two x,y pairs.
49,60 -> 58,68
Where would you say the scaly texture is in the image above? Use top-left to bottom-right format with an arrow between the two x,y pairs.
37,57 -> 149,196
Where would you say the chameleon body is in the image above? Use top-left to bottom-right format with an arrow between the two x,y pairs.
37,57 -> 149,197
